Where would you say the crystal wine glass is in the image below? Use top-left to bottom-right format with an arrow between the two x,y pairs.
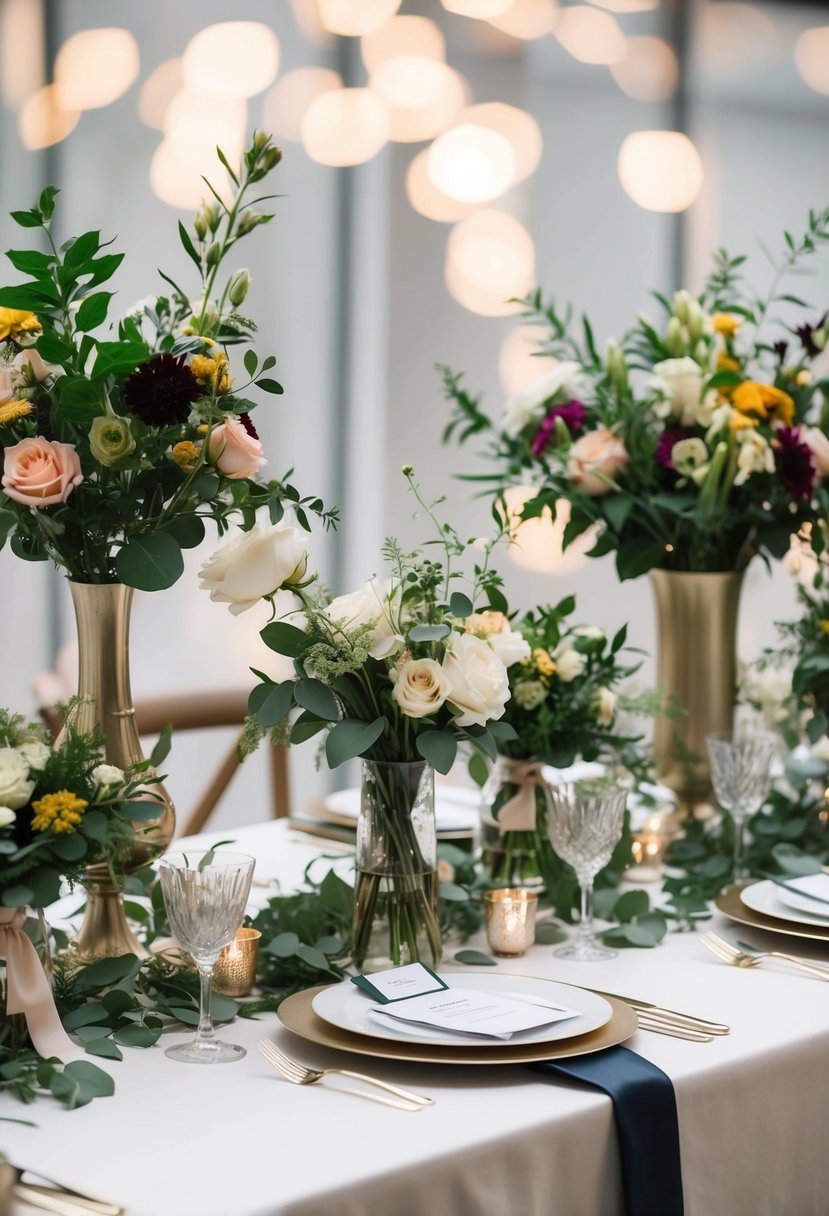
159,850 -> 255,1063
545,782 -> 627,961
705,731 -> 776,882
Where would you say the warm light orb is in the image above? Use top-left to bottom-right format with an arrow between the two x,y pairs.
589,0 -> 658,11
428,123 -> 517,204
442,0 -> 513,17
445,210 -> 536,317
182,23 -> 279,99
0,0 -> 44,109
319,0 -> 401,36
54,28 -> 139,110
138,58 -> 184,130
301,87 -> 389,166
698,3 -> 776,73
610,36 -> 678,102
370,60 -> 467,143
163,93 -> 248,160
555,6 -> 625,65
617,130 -> 703,213
262,67 -> 343,141
150,136 -> 232,210
462,102 -> 542,184
795,27 -> 829,97
19,84 -> 80,149
406,149 -> 478,222
362,15 -> 445,72
487,0 -> 559,40
504,488 -> 591,575
499,326 -> 557,395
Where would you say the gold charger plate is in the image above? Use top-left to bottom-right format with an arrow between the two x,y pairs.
277,984 -> 637,1065
716,884 -> 829,944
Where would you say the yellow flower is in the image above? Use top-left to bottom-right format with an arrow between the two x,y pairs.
732,380 -> 795,427
171,440 -> 200,472
729,410 -> 758,432
0,399 -> 33,426
712,313 -> 741,337
190,351 -> 231,394
818,620 -> 829,636
796,370 -> 812,387
31,789 -> 88,834
717,354 -> 741,373
0,308 -> 40,341
533,648 -> 557,679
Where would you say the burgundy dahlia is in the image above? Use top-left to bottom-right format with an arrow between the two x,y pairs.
655,427 -> 687,469
531,400 -> 586,457
124,354 -> 203,427
239,411 -> 259,439
775,426 -> 816,501
795,313 -> 828,358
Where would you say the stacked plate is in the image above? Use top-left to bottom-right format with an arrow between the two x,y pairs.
278,972 -> 637,1065
717,874 -> 829,942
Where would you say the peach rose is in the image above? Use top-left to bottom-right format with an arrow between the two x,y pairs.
568,428 -> 629,497
207,416 -> 266,480
1,436 -> 83,507
0,368 -> 13,405
803,427 -> 829,479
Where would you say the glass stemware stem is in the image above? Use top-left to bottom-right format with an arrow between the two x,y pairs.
196,962 -> 217,1046
733,814 -> 747,882
577,877 -> 594,947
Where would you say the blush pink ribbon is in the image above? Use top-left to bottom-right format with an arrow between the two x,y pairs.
0,907 -> 80,1060
497,761 -> 547,833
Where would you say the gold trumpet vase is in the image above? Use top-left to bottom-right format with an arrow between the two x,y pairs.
57,581 -> 175,959
650,569 -> 744,819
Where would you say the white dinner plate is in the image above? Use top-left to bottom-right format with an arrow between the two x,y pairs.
324,786 -> 480,833
311,971 -> 612,1048
774,874 -> 829,920
740,880 -> 829,927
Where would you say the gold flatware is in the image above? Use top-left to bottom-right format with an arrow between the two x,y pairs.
590,990 -> 730,1035
635,1016 -> 713,1043
702,931 -> 829,980
257,1040 -> 433,1110
2,1165 -> 122,1216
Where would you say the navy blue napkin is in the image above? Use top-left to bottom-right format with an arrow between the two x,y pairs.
529,1046 -> 683,1216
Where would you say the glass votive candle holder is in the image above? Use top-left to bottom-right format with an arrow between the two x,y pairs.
213,927 -> 261,997
484,888 -> 538,957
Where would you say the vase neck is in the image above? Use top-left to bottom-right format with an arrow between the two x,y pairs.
66,581 -> 136,739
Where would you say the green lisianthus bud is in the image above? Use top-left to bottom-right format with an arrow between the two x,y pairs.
193,211 -> 208,241
89,416 -> 135,467
672,289 -> 694,325
205,242 -> 222,267
238,210 -> 263,236
262,146 -> 282,172
605,338 -> 628,396
664,317 -> 686,356
228,269 -> 251,307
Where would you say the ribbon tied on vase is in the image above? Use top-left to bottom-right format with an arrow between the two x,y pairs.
0,907 -> 81,1060
497,761 -> 548,833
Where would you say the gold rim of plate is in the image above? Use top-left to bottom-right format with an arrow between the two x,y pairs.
277,983 -> 637,1065
716,884 -> 829,943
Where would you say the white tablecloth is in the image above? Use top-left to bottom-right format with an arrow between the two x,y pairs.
4,820 -> 829,1216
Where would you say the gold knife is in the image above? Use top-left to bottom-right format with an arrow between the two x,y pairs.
591,991 -> 730,1035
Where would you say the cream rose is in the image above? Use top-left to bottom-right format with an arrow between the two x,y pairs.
326,581 -> 403,660
671,437 -> 709,477
0,747 -> 35,810
199,521 -> 308,615
734,430 -> 774,486
12,348 -> 53,386
554,647 -> 586,683
18,740 -> 50,772
0,367 -> 12,404
803,428 -> 829,479
392,658 -> 450,718
502,362 -> 590,437
651,357 -> 716,427
595,687 -> 617,726
442,632 -> 510,728
486,629 -> 531,668
92,763 -> 125,790
0,806 -> 15,828
568,428 -> 629,496
207,416 -> 266,480
1,437 -> 83,507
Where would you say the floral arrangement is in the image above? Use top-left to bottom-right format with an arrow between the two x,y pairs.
0,132 -> 334,592
443,208 -> 829,579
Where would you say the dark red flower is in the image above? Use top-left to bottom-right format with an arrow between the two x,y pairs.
531,400 -> 586,457
124,354 -> 202,427
238,411 -> 259,439
775,426 -> 816,501
655,427 -> 687,469
795,312 -> 828,358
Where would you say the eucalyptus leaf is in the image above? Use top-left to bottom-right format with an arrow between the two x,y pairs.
454,950 -> 497,966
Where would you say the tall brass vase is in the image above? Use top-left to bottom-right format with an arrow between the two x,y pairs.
58,582 -> 176,959
650,569 -> 744,818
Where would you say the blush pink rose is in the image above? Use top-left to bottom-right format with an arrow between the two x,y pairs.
568,427 -> 629,496
207,416 -> 266,480
2,436 -> 83,507
0,368 -> 13,404
802,427 -> 829,479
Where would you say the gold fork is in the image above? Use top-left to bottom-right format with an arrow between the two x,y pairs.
257,1040 -> 433,1111
702,932 -> 829,980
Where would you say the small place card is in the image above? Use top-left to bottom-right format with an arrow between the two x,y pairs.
368,988 -> 580,1041
351,963 -> 449,1004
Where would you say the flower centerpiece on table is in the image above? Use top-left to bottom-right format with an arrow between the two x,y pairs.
201,469 -> 518,967
475,597 -> 649,890
0,131 -> 335,590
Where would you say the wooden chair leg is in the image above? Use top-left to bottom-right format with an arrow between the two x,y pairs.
269,744 -> 290,819
179,734 -> 244,837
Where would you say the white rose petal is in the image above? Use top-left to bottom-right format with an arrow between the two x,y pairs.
553,647 -> 586,683
92,763 -> 125,790
486,629 -> 531,668
392,658 -> 451,719
18,740 -> 51,772
502,361 -> 590,437
0,806 -> 16,828
734,431 -> 774,487
199,521 -> 309,615
651,357 -> 717,428
0,747 -> 35,810
442,632 -> 510,728
596,687 -> 617,726
671,437 -> 709,477
574,626 -> 605,641
326,580 -> 403,660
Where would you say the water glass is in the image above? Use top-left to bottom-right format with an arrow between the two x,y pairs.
706,731 -> 776,881
545,782 -> 627,961
159,850 -> 255,1064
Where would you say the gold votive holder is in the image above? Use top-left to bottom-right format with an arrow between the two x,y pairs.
213,928 -> 261,997
484,888 -> 538,957
629,810 -> 674,882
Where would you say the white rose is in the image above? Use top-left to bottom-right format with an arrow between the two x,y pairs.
502,361 -> 590,437
392,658 -> 451,718
596,687 -> 617,726
554,647 -> 586,683
0,367 -> 12,404
11,347 -> 54,386
199,521 -> 308,616
651,357 -> 716,427
486,629 -> 531,668
0,806 -> 16,828
734,430 -> 774,487
92,763 -> 125,790
705,404 -> 733,442
326,580 -> 403,660
18,740 -> 50,772
811,735 -> 829,763
575,626 -> 604,641
442,632 -> 510,728
0,747 -> 35,810
671,437 -> 709,477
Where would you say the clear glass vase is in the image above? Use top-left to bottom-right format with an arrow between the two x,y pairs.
481,758 -> 558,892
352,760 -> 442,971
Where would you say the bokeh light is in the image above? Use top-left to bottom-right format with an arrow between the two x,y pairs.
370,59 -> 467,143
150,135 -> 233,211
445,210 -> 536,316
55,28 -> 140,110
499,325 -> 558,395
0,0 -> 44,109
555,6 -> 626,65
362,15 -> 445,71
406,149 -> 479,222
428,123 -> 517,204
19,84 -> 79,149
319,0 -> 401,36
697,3 -> 776,73
262,67 -> 343,142
301,87 -> 389,166
163,93 -> 247,152
610,37 -> 678,102
589,0 -> 658,11
795,27 -> 829,97
618,130 -> 703,213
182,23 -> 279,99
442,0 -> 513,17
487,0 -> 558,40
138,58 -> 184,130
504,488 -> 591,575
462,102 -> 543,184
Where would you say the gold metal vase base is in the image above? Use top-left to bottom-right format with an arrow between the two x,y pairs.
60,581 -> 176,960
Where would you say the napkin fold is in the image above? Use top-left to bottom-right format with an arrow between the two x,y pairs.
529,1045 -> 683,1216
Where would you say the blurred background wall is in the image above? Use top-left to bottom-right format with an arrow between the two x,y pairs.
0,0 -> 827,827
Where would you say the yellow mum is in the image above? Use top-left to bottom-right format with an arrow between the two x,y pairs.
190,352 -> 231,394
732,380 -> 795,427
533,648 -> 557,679
31,789 -> 88,834
717,354 -> 741,373
712,313 -> 741,337
818,620 -> 829,636
729,410 -> 758,432
0,308 -> 40,341
0,399 -> 33,426
171,440 -> 200,471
